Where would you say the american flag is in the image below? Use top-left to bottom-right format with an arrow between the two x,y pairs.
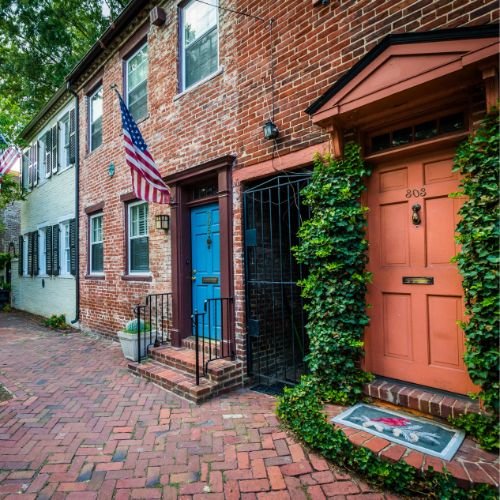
118,92 -> 170,204
0,145 -> 21,181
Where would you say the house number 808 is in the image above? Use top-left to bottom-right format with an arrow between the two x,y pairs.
406,188 -> 426,198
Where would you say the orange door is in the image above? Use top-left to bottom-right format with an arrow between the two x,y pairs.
365,149 -> 477,395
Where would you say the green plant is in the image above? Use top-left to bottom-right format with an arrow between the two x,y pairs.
43,314 -> 68,330
451,111 -> 499,414
277,380 -> 497,498
449,412 -> 499,453
0,253 -> 11,270
0,282 -> 11,291
292,144 -> 373,402
2,304 -> 12,313
123,318 -> 150,333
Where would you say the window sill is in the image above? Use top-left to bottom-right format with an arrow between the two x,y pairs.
58,274 -> 75,279
86,144 -> 103,159
121,274 -> 152,282
85,274 -> 105,280
174,67 -> 224,102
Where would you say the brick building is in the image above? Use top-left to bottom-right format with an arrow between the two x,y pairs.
52,0 -> 498,401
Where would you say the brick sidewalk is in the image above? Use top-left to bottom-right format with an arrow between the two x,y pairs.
0,312 -> 397,499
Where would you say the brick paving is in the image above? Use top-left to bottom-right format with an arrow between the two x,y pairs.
0,311 -> 397,499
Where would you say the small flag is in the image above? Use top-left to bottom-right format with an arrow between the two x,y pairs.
0,145 -> 21,181
117,91 -> 170,204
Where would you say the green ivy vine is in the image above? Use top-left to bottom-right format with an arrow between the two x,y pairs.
293,143 -> 373,402
451,111 -> 499,415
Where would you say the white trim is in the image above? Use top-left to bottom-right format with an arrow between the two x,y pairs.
180,0 -> 219,92
127,201 -> 149,274
89,86 -> 103,152
125,42 -> 148,120
89,212 -> 104,274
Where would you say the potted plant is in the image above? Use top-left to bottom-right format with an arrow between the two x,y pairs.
118,319 -> 154,361
0,282 -> 11,308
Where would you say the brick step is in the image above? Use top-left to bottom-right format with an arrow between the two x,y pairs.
182,335 -> 232,358
128,360 -> 217,403
324,404 -> 499,489
149,345 -> 241,384
363,378 -> 481,420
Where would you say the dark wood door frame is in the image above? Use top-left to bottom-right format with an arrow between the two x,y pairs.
166,155 -> 235,347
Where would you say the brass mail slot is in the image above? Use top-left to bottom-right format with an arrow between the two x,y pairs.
402,276 -> 434,285
202,277 -> 219,284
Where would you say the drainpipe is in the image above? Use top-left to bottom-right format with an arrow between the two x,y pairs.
67,82 -> 80,325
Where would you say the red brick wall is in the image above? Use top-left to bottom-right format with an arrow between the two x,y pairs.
78,0 -> 498,368
78,2 -> 239,337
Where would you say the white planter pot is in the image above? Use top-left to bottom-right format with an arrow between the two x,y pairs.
118,330 -> 156,361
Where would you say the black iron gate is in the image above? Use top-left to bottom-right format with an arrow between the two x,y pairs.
243,173 -> 311,388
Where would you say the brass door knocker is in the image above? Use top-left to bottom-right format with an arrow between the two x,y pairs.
412,204 -> 421,226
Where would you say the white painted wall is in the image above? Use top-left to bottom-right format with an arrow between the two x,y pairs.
10,99 -> 77,323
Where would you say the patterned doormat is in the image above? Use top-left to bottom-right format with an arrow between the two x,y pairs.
331,403 -> 465,461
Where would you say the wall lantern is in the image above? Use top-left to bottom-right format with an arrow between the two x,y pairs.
263,119 -> 279,140
155,214 -> 170,232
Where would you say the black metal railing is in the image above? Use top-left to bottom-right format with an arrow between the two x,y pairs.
134,292 -> 173,363
192,297 -> 234,385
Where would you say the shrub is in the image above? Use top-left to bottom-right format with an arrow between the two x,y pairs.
43,314 -> 68,330
123,318 -> 150,333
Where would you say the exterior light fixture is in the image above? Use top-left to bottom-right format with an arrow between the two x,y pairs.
155,214 -> 170,231
263,119 -> 279,140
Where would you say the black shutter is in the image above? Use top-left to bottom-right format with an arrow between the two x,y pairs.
45,226 -> 53,275
69,218 -> 77,276
18,235 -> 23,275
45,130 -> 52,178
69,109 -> 76,165
52,224 -> 60,276
33,231 -> 39,276
27,233 -> 33,277
51,124 -> 58,174
32,142 -> 39,187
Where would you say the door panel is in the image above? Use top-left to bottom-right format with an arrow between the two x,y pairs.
191,203 -> 221,339
366,150 -> 476,394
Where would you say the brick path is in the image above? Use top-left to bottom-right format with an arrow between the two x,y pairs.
0,312 -> 397,499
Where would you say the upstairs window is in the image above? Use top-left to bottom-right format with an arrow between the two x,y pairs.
89,87 -> 103,151
181,0 -> 218,90
126,44 -> 148,121
128,201 -> 149,274
90,213 -> 104,274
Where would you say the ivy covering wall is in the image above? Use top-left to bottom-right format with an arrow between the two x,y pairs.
277,132 -> 499,495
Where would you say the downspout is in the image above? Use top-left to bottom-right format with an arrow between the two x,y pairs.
67,83 -> 80,325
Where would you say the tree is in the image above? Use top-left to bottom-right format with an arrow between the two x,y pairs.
0,0 -> 126,139
0,173 -> 25,211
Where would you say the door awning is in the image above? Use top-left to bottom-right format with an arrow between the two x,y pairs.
306,25 -> 499,129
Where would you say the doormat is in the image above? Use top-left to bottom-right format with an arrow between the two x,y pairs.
331,403 -> 465,461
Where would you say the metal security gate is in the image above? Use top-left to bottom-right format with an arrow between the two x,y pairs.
243,173 -> 311,388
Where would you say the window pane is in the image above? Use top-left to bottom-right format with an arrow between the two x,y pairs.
128,46 -> 148,91
130,237 -> 149,272
185,28 -> 218,88
130,203 -> 148,237
91,116 -> 103,150
91,242 -> 103,272
91,88 -> 103,121
128,81 -> 148,121
184,1 -> 217,46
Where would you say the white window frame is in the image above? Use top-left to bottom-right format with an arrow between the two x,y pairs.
38,137 -> 46,181
38,227 -> 47,276
60,221 -> 71,276
180,0 -> 219,91
89,86 -> 103,152
22,235 -> 29,276
125,43 -> 148,120
128,201 -> 149,275
89,213 -> 104,275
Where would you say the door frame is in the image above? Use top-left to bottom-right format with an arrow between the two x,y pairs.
165,155 -> 235,347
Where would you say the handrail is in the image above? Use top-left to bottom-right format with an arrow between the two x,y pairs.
192,297 -> 234,384
134,292 -> 173,363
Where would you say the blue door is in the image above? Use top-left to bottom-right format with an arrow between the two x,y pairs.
191,203 -> 221,338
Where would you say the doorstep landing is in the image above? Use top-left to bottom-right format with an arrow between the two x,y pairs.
324,404 -> 499,489
363,378 -> 481,420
